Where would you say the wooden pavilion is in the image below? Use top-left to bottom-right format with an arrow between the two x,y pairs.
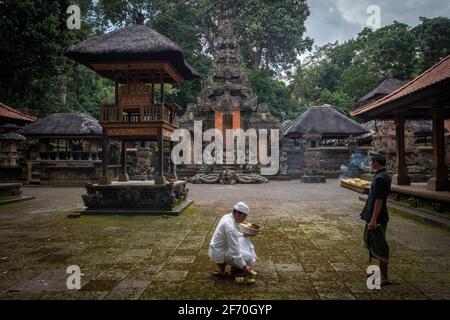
351,54 -> 450,191
65,17 -> 198,214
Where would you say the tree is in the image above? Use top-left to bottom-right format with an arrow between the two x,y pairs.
194,0 -> 312,73
413,17 -> 450,70
358,22 -> 417,80
247,69 -> 297,121
0,0 -> 109,116
288,18 -> 450,120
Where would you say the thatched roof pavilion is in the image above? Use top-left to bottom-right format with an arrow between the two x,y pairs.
66,24 -> 199,83
19,113 -> 102,138
0,132 -> 26,142
284,104 -> 367,139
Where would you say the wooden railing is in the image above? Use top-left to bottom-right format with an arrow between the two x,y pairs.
37,151 -> 100,161
100,103 -> 179,125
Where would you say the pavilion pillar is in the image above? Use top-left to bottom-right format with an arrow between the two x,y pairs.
37,140 -> 44,160
427,110 -> 449,191
169,140 -> 177,181
99,131 -> 111,185
155,128 -> 166,185
87,141 -> 92,160
392,117 -> 411,185
118,140 -> 129,182
56,139 -> 60,160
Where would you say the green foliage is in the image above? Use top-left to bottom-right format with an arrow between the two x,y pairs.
247,69 -> 298,121
0,0 -> 113,117
289,18 -> 450,120
413,17 -> 450,70
315,89 -> 354,115
149,2 -> 212,111
1,1 -> 448,126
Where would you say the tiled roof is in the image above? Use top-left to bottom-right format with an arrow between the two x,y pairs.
0,103 -> 37,122
352,54 -> 450,117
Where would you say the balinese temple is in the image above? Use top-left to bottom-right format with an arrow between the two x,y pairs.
65,16 -> 198,213
282,104 -> 367,178
178,23 -> 280,176
351,54 -> 450,193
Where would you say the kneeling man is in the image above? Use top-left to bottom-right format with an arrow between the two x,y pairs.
208,201 -> 256,275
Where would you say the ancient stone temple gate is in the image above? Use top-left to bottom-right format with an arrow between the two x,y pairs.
66,18 -> 198,214
178,23 -> 280,183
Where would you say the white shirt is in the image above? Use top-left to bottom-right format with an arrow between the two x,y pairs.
208,213 -> 246,268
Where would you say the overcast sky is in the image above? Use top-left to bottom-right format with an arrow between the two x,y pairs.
305,0 -> 450,48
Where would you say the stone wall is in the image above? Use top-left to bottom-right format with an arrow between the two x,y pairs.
281,138 -> 304,173
305,147 -> 351,172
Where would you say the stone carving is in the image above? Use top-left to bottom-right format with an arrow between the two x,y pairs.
188,169 -> 268,184
371,120 -> 414,171
236,173 -> 268,184
177,21 -> 280,178
130,147 -> 154,180
219,169 -> 237,185
82,181 -> 189,210
82,188 -> 104,207
196,22 -> 257,113
279,151 -> 288,175
304,150 -> 321,175
117,188 -> 141,205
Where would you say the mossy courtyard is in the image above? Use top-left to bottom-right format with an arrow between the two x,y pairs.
0,181 -> 449,300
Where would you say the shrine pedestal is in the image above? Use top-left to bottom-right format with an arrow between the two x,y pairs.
0,183 -> 34,205
80,180 -> 191,215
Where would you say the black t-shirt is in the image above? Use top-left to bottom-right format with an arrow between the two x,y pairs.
360,168 -> 391,225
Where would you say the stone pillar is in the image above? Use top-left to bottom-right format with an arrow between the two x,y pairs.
118,140 -> 129,182
155,128 -> 166,185
392,117 -> 411,185
99,134 -> 111,185
427,110 -> 449,191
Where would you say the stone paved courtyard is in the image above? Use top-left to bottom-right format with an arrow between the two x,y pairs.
0,180 -> 449,300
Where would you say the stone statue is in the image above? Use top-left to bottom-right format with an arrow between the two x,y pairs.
279,151 -> 288,175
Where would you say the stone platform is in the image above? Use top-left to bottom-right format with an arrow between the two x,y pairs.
301,175 -> 326,183
0,183 -> 34,205
80,180 -> 191,215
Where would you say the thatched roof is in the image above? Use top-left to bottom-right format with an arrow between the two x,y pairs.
0,132 -> 26,141
358,78 -> 405,104
66,24 -> 199,81
19,113 -> 102,138
281,120 -> 293,133
284,104 -> 367,139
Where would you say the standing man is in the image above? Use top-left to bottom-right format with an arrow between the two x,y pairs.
208,201 -> 256,275
360,151 -> 392,286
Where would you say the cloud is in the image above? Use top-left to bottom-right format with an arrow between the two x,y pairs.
305,0 -> 450,47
